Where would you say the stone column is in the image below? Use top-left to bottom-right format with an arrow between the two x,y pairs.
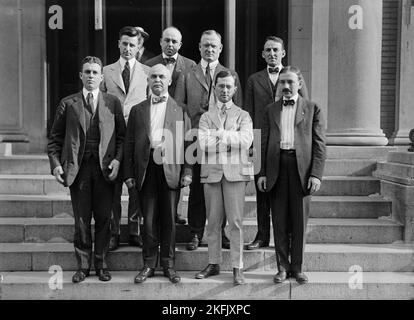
326,0 -> 388,145
389,0 -> 414,145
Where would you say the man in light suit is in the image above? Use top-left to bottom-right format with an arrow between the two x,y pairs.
124,64 -> 192,284
175,30 -> 243,251
48,56 -> 126,283
258,66 -> 326,284
145,26 -> 196,225
244,36 -> 309,251
195,70 -> 253,285
101,26 -> 150,251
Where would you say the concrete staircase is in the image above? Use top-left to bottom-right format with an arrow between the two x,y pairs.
0,147 -> 413,300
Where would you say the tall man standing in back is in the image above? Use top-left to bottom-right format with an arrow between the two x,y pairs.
146,26 -> 196,225
258,66 -> 326,284
244,36 -> 309,250
48,56 -> 126,283
175,30 -> 243,251
101,26 -> 150,251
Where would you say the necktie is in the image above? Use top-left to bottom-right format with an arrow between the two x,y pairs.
268,67 -> 280,74
86,92 -> 94,113
152,95 -> 167,104
205,63 -> 212,103
122,61 -> 130,94
164,57 -> 176,64
283,99 -> 295,106
220,104 -> 228,127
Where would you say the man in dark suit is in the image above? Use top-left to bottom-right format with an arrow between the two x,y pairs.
175,30 -> 243,251
258,66 -> 326,284
145,26 -> 196,225
48,56 -> 126,283
245,36 -> 309,250
135,26 -> 155,64
124,64 -> 192,284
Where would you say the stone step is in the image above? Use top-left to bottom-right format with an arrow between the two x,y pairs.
0,217 -> 403,244
0,194 -> 391,219
0,243 -> 412,272
0,157 -> 377,176
374,162 -> 414,186
326,146 -> 397,160
0,175 -> 381,196
1,271 -> 413,300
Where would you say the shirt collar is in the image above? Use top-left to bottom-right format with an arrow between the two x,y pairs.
217,100 -> 233,111
201,59 -> 219,70
119,57 -> 136,70
283,93 -> 299,103
162,53 -> 179,61
82,87 -> 99,101
267,64 -> 283,73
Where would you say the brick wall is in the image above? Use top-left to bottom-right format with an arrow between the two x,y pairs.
381,0 -> 399,138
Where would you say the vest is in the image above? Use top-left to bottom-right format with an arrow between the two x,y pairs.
83,100 -> 100,162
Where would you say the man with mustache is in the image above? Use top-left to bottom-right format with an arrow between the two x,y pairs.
244,36 -> 309,251
258,66 -> 326,284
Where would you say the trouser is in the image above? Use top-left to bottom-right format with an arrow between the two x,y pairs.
204,177 -> 246,269
253,174 -> 271,243
269,150 -> 310,273
69,157 -> 113,270
140,151 -> 179,268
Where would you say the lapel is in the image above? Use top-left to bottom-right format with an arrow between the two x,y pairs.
127,59 -> 142,97
210,106 -> 223,129
194,63 -> 209,91
213,63 -> 226,81
223,105 -> 240,130
163,98 -> 176,133
257,69 -> 274,99
72,92 -> 86,134
295,95 -> 305,127
272,100 -> 282,131
109,60 -> 126,94
171,55 -> 184,84
97,91 -> 112,126
140,99 -> 151,140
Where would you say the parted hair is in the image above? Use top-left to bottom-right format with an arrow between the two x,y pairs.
80,56 -> 103,72
279,65 -> 303,81
214,69 -> 237,86
264,36 -> 285,50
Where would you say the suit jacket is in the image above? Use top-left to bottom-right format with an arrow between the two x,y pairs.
145,54 -> 196,97
100,59 -> 150,123
137,47 -> 156,64
245,68 -> 309,129
174,62 -> 243,129
47,91 -> 126,187
198,104 -> 254,183
123,96 -> 192,190
260,96 -> 326,194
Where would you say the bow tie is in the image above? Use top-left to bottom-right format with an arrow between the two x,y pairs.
268,67 -> 280,74
283,99 -> 295,106
152,95 -> 167,104
164,57 -> 176,64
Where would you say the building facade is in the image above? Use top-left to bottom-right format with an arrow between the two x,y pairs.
0,0 -> 413,154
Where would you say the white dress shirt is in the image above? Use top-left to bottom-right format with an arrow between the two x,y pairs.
82,87 -> 99,113
280,94 -> 298,150
119,57 -> 136,80
150,93 -> 168,148
217,100 -> 232,128
267,64 -> 283,86
162,52 -> 178,76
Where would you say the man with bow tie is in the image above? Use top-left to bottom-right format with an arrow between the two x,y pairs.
123,64 -> 192,284
145,26 -> 196,225
101,26 -> 150,251
48,56 -> 126,283
196,70 -> 253,285
258,66 -> 326,285
175,30 -> 243,252
244,36 -> 309,251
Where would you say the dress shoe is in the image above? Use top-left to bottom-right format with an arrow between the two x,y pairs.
163,267 -> 181,284
233,268 -> 245,285
195,264 -> 220,279
291,272 -> 308,284
186,235 -> 200,251
72,269 -> 89,283
96,268 -> 112,282
134,266 -> 155,283
175,214 -> 186,225
129,234 -> 143,247
273,271 -> 288,283
222,235 -> 230,249
246,239 -> 269,250
109,235 -> 119,251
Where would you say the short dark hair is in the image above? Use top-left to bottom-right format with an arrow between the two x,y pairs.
214,70 -> 237,85
119,26 -> 141,39
201,30 -> 222,42
80,56 -> 103,72
264,36 -> 285,51
279,65 -> 303,81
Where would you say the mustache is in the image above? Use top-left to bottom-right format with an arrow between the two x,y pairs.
282,88 -> 292,93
